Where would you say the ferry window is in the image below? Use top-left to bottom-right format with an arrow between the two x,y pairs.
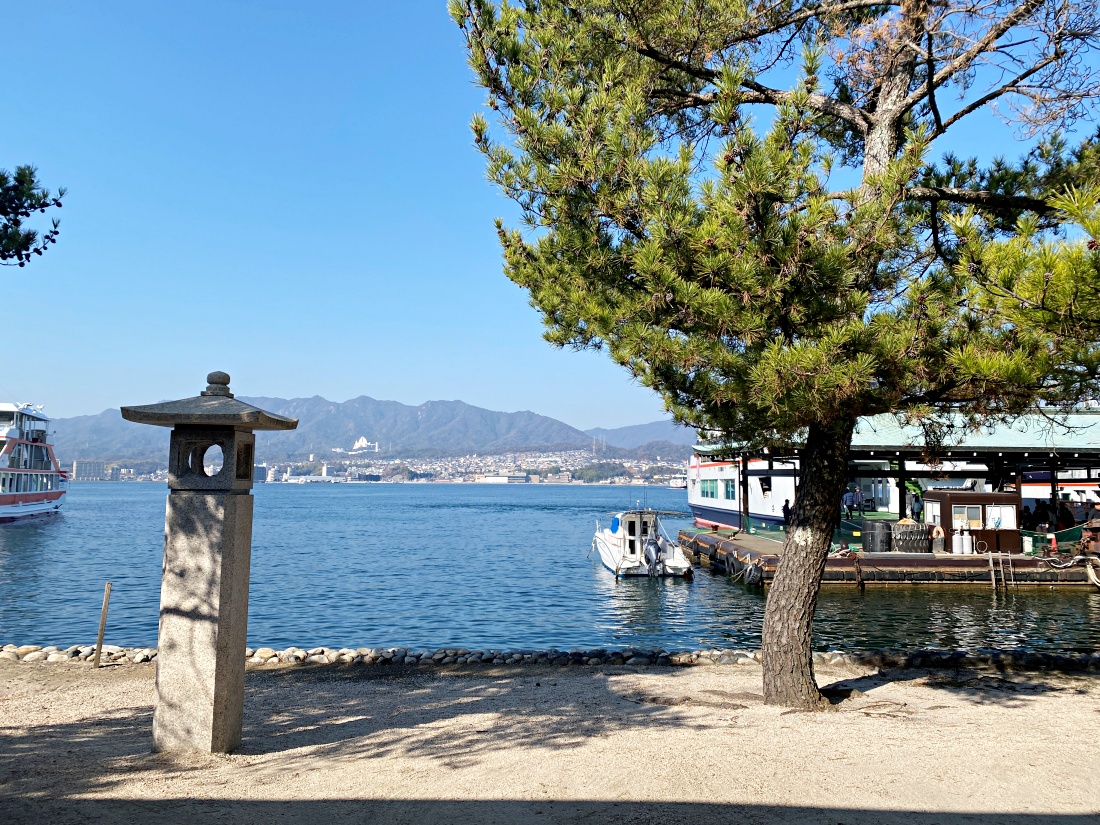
1,473 -> 7,492
759,476 -> 772,495
952,504 -> 982,529
723,479 -> 737,500
924,500 -> 940,525
700,479 -> 719,498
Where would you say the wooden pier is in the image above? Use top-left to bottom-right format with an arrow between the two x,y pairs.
678,528 -> 1095,587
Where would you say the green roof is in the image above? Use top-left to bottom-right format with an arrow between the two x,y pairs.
697,410 -> 1100,458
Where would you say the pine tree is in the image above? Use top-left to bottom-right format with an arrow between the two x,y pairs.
0,165 -> 64,267
960,189 -> 1100,348
453,0 -> 1100,707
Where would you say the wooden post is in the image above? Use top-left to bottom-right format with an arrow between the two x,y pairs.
898,462 -> 908,521
92,581 -> 112,668
740,453 -> 750,532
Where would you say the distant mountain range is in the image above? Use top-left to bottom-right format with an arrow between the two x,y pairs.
49,395 -> 695,465
585,420 -> 696,449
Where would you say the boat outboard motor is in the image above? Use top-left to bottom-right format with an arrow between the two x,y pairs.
644,536 -> 664,577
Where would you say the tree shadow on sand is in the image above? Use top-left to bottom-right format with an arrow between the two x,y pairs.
2,664 -> 1097,825
820,666 -> 1094,709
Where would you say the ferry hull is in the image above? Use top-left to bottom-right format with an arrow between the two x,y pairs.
0,491 -> 66,523
689,502 -> 783,531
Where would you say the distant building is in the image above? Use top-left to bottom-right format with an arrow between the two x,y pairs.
266,465 -> 280,483
72,460 -> 106,481
350,436 -> 379,453
108,465 -> 122,481
254,465 -> 266,483
479,474 -> 528,484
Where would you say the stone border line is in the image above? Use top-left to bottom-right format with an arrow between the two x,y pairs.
2,643 -> 1099,672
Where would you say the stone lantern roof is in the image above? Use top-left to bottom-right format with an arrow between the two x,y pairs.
121,372 -> 298,431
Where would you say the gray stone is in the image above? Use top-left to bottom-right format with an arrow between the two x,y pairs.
441,656 -> 456,665
42,646 -> 60,654
255,647 -> 277,660
23,651 -> 48,662
305,654 -> 329,664
0,651 -> 19,662
403,655 -> 418,665
15,645 -> 41,656
152,491 -> 253,754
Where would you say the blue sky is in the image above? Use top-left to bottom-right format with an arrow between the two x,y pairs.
0,3 -> 1084,428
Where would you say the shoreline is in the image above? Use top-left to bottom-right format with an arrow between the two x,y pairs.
4,642 -> 1099,672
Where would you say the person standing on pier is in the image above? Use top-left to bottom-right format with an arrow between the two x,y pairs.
841,489 -> 854,520
1057,502 -> 1076,531
782,499 -> 791,527
854,487 -> 864,515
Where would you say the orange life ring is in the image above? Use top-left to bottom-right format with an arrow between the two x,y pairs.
930,525 -> 945,539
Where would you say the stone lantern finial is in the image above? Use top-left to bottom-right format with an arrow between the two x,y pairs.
202,371 -> 234,398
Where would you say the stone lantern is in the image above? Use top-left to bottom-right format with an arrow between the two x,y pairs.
121,372 -> 297,753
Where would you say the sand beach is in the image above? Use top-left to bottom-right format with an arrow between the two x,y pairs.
1,658 -> 1097,824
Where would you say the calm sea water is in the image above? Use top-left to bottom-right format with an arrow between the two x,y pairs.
1,482 -> 1098,653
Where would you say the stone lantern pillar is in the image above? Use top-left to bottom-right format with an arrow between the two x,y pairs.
121,372 -> 297,753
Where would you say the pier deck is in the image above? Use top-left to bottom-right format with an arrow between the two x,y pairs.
678,528 -> 1093,586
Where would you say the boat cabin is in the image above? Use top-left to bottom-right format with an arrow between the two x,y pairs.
922,489 -> 1021,554
611,511 -> 658,559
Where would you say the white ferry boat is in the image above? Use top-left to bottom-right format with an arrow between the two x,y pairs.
0,403 -> 67,523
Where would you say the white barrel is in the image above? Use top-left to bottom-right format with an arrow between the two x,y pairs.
952,531 -> 963,554
961,531 -> 974,555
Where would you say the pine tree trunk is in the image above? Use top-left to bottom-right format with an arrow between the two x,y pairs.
761,418 -> 856,708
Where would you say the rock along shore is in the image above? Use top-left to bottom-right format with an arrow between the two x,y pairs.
2,642 -> 1098,672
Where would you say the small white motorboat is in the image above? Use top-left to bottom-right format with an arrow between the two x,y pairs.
591,509 -> 694,578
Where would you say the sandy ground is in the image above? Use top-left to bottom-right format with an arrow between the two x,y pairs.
1,660 -> 1097,825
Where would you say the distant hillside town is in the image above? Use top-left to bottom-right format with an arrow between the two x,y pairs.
68,447 -> 687,487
